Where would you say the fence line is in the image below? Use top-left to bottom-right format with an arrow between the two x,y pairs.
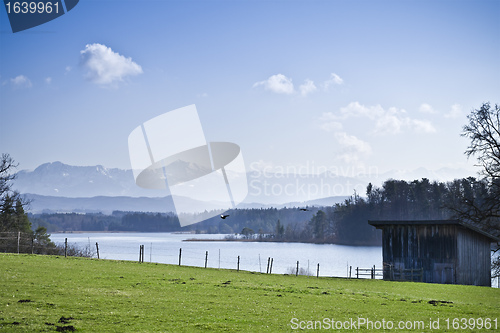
0,233 -> 379,280
384,264 -> 424,282
0,232 -> 95,257
0,231 -> 54,255
352,265 -> 383,279
3,233 -> 498,287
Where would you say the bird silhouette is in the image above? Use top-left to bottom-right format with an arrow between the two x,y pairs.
220,214 -> 230,219
299,208 -> 309,211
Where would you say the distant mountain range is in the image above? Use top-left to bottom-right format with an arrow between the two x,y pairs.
14,161 -> 476,214
15,162 -> 165,198
23,193 -> 350,215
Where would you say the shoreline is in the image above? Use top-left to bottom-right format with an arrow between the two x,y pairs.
183,237 -> 382,247
50,231 -> 381,246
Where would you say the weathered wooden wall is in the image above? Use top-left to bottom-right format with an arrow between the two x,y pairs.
377,222 -> 493,286
381,224 -> 457,284
457,228 -> 491,286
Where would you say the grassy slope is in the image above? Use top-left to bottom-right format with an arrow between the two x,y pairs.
0,254 -> 498,332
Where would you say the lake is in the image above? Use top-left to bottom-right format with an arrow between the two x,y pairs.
50,232 -> 383,278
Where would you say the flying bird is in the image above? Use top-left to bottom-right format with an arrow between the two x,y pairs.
220,214 -> 230,219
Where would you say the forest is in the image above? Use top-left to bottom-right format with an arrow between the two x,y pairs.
26,176 -> 488,246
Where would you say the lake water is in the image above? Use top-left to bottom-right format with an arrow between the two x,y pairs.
50,232 -> 383,278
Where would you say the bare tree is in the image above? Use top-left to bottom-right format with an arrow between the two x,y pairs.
460,103 -> 500,231
459,102 -> 500,278
0,154 -> 31,232
0,153 -> 18,207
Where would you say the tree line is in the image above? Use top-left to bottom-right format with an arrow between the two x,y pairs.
28,207 -> 318,234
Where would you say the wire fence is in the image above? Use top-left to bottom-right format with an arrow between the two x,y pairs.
0,232 -> 94,257
2,232 -> 499,287
0,231 -> 50,255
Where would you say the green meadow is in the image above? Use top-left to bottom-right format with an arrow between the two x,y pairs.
1,254 -> 498,332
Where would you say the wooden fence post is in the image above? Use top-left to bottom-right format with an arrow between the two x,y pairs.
178,248 -> 182,266
31,237 -> 34,254
237,256 -> 240,272
205,251 -> 208,268
17,231 -> 20,254
317,263 -> 320,278
349,266 -> 352,279
96,242 -> 99,259
296,261 -> 299,276
269,258 -> 273,274
356,267 -> 359,279
266,257 -> 270,274
64,238 -> 67,258
139,245 -> 145,263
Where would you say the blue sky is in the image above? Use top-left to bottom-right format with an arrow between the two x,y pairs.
1,0 -> 499,180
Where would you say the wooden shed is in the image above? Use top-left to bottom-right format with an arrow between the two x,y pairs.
368,220 -> 499,286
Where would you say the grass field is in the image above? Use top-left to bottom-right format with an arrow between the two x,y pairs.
1,254 -> 499,332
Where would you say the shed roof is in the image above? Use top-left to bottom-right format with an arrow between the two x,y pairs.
368,219 -> 500,242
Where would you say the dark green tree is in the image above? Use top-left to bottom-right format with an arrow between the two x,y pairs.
33,226 -> 57,254
309,210 -> 327,240
275,219 -> 285,239
241,227 -> 254,239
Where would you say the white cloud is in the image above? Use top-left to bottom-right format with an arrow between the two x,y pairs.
419,103 -> 436,114
339,102 -> 436,135
65,66 -> 72,74
410,119 -> 437,133
253,74 -> 294,94
340,102 -> 383,119
10,75 -> 32,88
80,43 -> 143,85
445,103 -> 462,119
323,73 -> 344,90
318,112 -> 343,132
335,132 -> 371,154
374,109 -> 405,135
334,132 -> 372,164
254,72 -> 344,95
317,111 -> 370,164
45,77 -> 52,84
299,79 -> 317,96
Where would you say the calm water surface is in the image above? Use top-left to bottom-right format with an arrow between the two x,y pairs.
51,232 -> 383,278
